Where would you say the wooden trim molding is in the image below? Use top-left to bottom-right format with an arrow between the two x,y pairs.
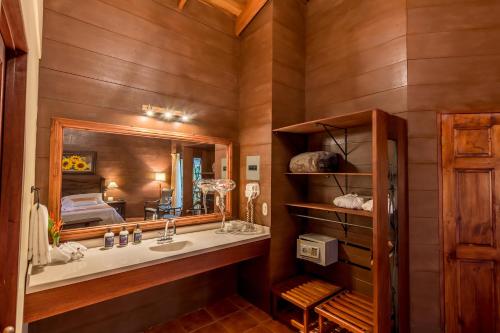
24,238 -> 270,323
49,118 -> 234,241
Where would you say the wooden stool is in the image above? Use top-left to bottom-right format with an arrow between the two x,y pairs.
315,290 -> 374,333
272,276 -> 342,333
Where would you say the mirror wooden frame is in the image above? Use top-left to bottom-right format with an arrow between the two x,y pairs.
48,118 -> 233,241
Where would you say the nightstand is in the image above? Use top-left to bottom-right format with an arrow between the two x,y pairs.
106,199 -> 126,218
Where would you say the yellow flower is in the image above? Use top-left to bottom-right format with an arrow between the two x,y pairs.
74,161 -> 89,171
62,158 -> 72,170
69,155 -> 82,164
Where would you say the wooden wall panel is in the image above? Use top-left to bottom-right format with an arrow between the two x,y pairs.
304,0 -> 407,303
406,1 -> 500,332
36,0 -> 239,208
34,1 -> 239,331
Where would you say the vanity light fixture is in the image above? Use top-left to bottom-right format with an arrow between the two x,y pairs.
142,104 -> 192,123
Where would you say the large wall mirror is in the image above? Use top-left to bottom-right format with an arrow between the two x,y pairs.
49,118 -> 233,241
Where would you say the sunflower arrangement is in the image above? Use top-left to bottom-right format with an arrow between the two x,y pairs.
62,157 -> 72,170
62,154 -> 91,172
48,212 -> 64,246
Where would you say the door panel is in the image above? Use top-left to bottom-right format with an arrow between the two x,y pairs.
456,170 -> 494,246
441,113 -> 500,333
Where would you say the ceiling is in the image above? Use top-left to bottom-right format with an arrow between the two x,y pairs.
178,0 -> 268,36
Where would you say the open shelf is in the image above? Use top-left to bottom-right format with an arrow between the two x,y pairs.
272,109 -> 374,134
285,202 -> 372,218
285,172 -> 372,177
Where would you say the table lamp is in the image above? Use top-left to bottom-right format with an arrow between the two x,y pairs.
106,181 -> 119,201
154,172 -> 166,197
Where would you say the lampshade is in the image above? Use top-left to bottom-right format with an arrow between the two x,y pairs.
154,172 -> 166,182
107,181 -> 119,189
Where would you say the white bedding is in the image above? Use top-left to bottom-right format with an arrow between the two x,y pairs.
62,202 -> 125,226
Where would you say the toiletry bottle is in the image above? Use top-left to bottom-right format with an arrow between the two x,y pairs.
104,228 -> 114,249
119,226 -> 129,247
133,224 -> 142,244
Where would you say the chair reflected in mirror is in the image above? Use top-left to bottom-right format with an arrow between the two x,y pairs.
144,188 -> 181,220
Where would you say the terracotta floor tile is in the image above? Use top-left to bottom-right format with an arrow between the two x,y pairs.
192,322 -> 229,333
219,310 -> 259,333
246,305 -> 271,323
145,319 -> 186,333
264,320 -> 295,333
244,325 -> 274,333
206,298 -> 239,319
227,294 -> 252,309
178,308 -> 214,332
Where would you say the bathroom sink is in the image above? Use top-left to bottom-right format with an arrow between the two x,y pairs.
149,240 -> 192,252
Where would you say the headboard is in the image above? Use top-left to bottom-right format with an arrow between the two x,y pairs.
61,175 -> 105,198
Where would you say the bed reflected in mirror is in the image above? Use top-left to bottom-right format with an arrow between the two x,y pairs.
52,121 -> 231,234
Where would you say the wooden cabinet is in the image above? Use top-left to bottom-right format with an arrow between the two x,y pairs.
272,109 -> 409,332
441,113 -> 500,333
106,200 -> 126,218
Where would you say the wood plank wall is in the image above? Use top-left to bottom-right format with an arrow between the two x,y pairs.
33,1 -> 239,331
238,2 -> 273,227
63,129 -> 173,219
36,0 -> 239,206
407,1 -> 500,332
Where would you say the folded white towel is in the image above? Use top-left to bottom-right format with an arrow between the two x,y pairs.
362,199 -> 373,212
333,194 -> 365,210
50,241 -> 87,264
28,204 -> 51,266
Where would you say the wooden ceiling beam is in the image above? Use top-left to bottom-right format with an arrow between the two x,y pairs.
201,0 -> 244,16
235,0 -> 268,36
178,0 -> 188,10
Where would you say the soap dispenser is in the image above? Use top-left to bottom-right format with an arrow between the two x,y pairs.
119,226 -> 129,247
133,224 -> 142,244
104,228 -> 114,249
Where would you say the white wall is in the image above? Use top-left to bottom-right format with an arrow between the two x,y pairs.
17,0 -> 43,331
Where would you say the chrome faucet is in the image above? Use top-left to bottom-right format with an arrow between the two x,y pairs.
158,218 -> 176,243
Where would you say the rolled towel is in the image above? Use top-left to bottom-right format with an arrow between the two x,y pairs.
333,194 -> 364,210
50,246 -> 71,264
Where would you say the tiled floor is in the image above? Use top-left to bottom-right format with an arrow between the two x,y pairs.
145,294 -> 294,333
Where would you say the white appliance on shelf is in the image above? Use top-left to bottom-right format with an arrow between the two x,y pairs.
296,233 -> 338,266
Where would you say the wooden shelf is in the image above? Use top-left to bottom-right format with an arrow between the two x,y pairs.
285,172 -> 372,177
272,109 -> 375,134
286,202 -> 372,218
315,290 -> 374,333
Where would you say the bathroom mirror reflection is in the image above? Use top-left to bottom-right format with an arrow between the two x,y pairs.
48,118 -> 232,239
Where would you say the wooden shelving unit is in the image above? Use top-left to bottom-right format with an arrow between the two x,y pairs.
285,202 -> 373,218
272,109 -> 409,333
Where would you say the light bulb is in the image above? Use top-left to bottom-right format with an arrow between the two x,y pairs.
145,110 -> 155,117
164,112 -> 173,120
181,114 -> 190,122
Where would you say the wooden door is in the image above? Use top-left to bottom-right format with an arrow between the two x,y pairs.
441,113 -> 500,333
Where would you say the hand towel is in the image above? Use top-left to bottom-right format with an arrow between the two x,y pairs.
28,204 -> 51,266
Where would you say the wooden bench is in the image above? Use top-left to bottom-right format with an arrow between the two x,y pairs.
271,275 -> 342,333
315,290 -> 374,333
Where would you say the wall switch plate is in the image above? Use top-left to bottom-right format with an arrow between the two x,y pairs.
246,155 -> 260,181
262,202 -> 268,216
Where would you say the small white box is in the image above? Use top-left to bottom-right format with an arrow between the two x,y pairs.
297,233 -> 338,266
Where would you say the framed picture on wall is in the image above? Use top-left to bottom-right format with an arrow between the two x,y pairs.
62,151 -> 97,175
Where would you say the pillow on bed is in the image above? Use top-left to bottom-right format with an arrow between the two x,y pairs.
62,193 -> 104,209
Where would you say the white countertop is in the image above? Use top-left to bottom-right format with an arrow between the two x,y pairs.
27,221 -> 270,293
